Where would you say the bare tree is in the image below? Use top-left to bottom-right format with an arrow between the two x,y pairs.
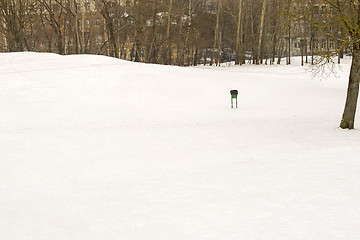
0,0 -> 33,51
234,0 -> 244,65
164,0 -> 173,65
328,0 -> 360,129
304,0 -> 360,129
211,0 -> 221,66
36,0 -> 66,54
256,0 -> 267,64
96,0 -> 118,57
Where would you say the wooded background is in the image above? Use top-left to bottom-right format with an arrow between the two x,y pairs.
0,0 -> 351,66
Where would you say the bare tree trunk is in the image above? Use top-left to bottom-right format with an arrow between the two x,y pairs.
181,0 -> 192,66
147,0 -> 158,63
99,0 -> 117,57
286,0 -> 292,65
287,24 -> 291,65
305,39 -> 308,64
241,4 -> 249,65
301,39 -> 304,66
193,47 -> 199,66
250,6 -> 256,64
256,0 -> 267,65
176,0 -> 184,66
73,0 -> 82,54
309,0 -> 314,65
81,9 -> 86,54
235,0 -> 243,65
164,0 -> 173,65
340,45 -> 360,129
277,39 -> 284,64
211,0 -> 221,66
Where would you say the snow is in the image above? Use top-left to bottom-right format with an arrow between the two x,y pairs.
1,52 -> 360,240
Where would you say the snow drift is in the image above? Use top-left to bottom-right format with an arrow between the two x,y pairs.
1,52 -> 360,240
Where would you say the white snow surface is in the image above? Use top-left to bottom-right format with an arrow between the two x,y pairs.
1,52 -> 360,240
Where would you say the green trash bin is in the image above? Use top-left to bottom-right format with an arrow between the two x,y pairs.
230,90 -> 238,108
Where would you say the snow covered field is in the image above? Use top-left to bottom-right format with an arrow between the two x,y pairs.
1,52 -> 360,240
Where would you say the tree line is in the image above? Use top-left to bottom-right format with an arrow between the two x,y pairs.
0,0 -> 346,66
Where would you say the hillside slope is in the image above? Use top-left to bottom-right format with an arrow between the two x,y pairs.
1,52 -> 359,240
